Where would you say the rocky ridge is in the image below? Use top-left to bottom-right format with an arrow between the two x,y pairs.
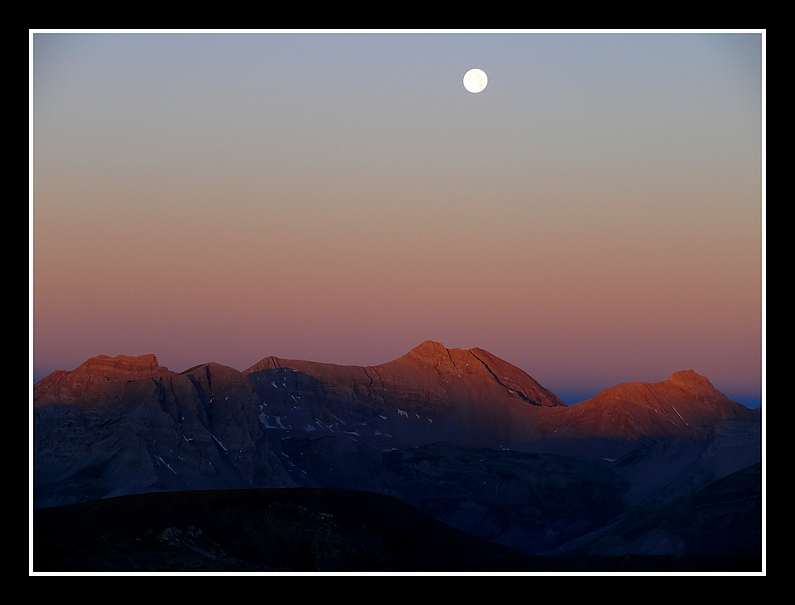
34,354 -> 176,405
32,342 -> 762,560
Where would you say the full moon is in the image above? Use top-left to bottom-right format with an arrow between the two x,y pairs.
463,68 -> 488,93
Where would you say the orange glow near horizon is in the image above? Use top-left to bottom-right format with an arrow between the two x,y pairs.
32,34 -> 763,403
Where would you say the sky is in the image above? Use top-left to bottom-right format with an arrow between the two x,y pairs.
31,32 -> 764,405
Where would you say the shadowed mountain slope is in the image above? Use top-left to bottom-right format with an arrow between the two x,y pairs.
33,342 -> 761,564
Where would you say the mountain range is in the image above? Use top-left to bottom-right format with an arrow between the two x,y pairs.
32,341 -> 762,571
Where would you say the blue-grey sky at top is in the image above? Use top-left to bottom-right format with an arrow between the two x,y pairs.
33,32 -> 763,405
36,34 -> 760,190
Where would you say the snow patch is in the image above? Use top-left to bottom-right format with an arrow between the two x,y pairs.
315,419 -> 335,433
672,406 -> 689,426
397,409 -> 408,418
211,434 -> 229,452
155,455 -> 177,474
260,413 -> 278,429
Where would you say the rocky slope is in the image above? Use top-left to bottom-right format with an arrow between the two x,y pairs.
33,354 -> 176,406
32,343 -> 762,561
244,340 -> 565,414
552,370 -> 756,439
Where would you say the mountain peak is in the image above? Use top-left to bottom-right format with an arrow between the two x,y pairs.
73,354 -> 171,379
665,369 -> 715,388
397,341 -> 565,408
407,340 -> 451,360
565,368 -> 753,440
662,369 -> 728,404
412,340 -> 448,352
34,354 -> 176,406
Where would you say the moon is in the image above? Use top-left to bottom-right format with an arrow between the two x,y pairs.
463,68 -> 488,93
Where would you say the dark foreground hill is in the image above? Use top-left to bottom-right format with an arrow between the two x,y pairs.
33,485 -> 760,572
34,488 -> 548,571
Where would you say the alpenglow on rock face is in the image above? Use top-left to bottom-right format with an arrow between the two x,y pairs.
544,369 -> 757,441
75,353 -> 170,378
33,354 -> 177,405
33,342 -> 761,564
243,340 -> 566,417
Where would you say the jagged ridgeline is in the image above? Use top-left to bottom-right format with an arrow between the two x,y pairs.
33,341 -> 761,569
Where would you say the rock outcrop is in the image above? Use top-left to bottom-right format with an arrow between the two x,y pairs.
33,354 -> 176,406
544,369 -> 758,441
244,340 -> 565,418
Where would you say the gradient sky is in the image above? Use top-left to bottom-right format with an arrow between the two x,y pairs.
31,32 -> 764,405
